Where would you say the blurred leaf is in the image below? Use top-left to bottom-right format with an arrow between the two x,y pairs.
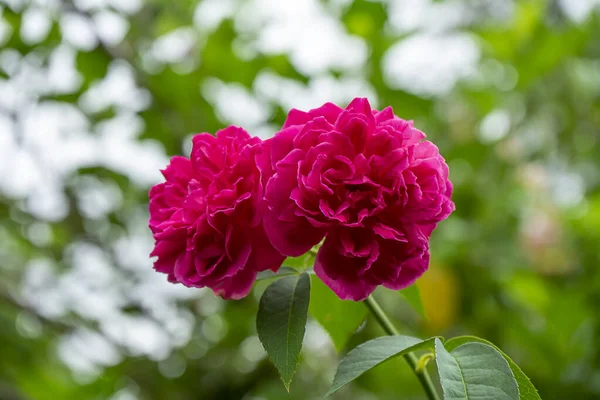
399,284 -> 427,319
327,336 -> 435,396
435,339 -> 519,400
309,275 -> 367,351
76,49 -> 111,88
257,272 -> 311,391
445,336 -> 541,400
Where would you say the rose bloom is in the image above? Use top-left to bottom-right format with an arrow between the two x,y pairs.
149,126 -> 284,299
258,98 -> 454,300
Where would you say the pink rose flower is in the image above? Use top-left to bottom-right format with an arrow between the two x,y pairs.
149,126 -> 285,299
257,98 -> 454,300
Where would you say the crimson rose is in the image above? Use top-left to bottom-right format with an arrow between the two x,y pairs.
149,127 -> 284,299
257,98 -> 454,300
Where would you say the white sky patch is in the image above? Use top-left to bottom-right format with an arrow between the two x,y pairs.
71,0 -> 141,14
0,48 -> 21,75
60,12 -> 98,51
550,169 -> 585,207
193,0 -> 237,32
0,53 -> 49,111
387,0 -> 514,34
30,0 -> 62,10
0,45 -> 83,108
254,70 -> 378,112
110,388 -> 139,400
234,0 -> 367,75
58,329 -> 122,373
79,60 -> 151,114
25,179 -> 70,220
114,235 -> 155,273
250,124 -> 278,140
73,0 -> 107,12
73,175 -> 124,219
20,7 -> 52,45
27,222 -> 53,247
202,78 -> 271,130
559,0 -> 600,23
304,321 -> 332,353
324,0 -> 353,14
479,109 -> 511,143
382,33 -> 480,97
0,109 -> 63,202
96,113 -> 168,186
150,27 -> 197,64
21,102 -> 92,173
60,243 -> 125,320
102,314 -> 172,360
47,44 -> 83,93
0,114 -> 29,196
387,0 -> 471,34
93,9 -> 130,46
1,146 -> 44,198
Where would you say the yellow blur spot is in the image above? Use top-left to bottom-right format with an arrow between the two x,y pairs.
417,266 -> 459,333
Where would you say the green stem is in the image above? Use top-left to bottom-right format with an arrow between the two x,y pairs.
364,295 -> 440,400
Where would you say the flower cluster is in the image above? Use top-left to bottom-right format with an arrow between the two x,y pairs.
149,98 -> 454,301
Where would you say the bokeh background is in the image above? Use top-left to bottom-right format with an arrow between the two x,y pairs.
1,0 -> 600,399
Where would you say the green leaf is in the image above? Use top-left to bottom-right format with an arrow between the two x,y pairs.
283,253 -> 314,269
255,266 -> 299,282
435,338 -> 520,400
309,275 -> 368,351
257,272 -> 311,391
444,336 -> 541,400
327,336 -> 436,396
399,284 -> 427,319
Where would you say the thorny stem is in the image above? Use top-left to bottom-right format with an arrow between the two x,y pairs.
364,295 -> 440,400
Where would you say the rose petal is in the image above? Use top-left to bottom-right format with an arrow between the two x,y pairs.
314,234 -> 378,301
263,211 -> 326,257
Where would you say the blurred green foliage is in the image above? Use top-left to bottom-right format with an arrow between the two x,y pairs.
1,0 -> 600,399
